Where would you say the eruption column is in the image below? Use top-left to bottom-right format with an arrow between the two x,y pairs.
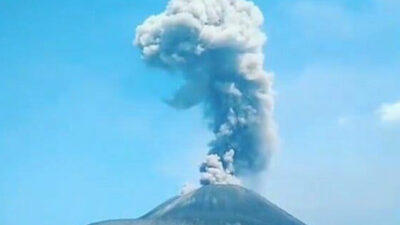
135,0 -> 278,185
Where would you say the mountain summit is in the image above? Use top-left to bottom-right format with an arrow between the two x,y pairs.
90,185 -> 306,225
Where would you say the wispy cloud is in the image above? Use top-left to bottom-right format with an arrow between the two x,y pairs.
280,0 -> 400,42
287,1 -> 354,40
378,101 -> 400,123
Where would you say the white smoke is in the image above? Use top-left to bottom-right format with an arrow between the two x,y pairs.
135,0 -> 278,185
180,183 -> 198,195
200,150 -> 241,185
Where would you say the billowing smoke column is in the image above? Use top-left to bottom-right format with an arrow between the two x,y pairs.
135,0 -> 278,185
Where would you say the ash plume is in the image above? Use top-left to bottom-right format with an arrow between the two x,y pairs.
200,150 -> 241,186
135,0 -> 278,185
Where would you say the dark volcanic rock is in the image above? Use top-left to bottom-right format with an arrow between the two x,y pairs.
90,185 -> 306,225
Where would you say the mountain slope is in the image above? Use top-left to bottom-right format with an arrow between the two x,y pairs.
91,185 -> 306,225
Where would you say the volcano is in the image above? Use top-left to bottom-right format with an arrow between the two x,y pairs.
90,185 -> 306,225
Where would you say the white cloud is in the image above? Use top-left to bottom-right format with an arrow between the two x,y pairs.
337,116 -> 352,127
281,0 -> 400,42
286,1 -> 355,40
378,101 -> 400,123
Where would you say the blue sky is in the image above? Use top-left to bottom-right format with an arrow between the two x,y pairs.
0,0 -> 399,225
